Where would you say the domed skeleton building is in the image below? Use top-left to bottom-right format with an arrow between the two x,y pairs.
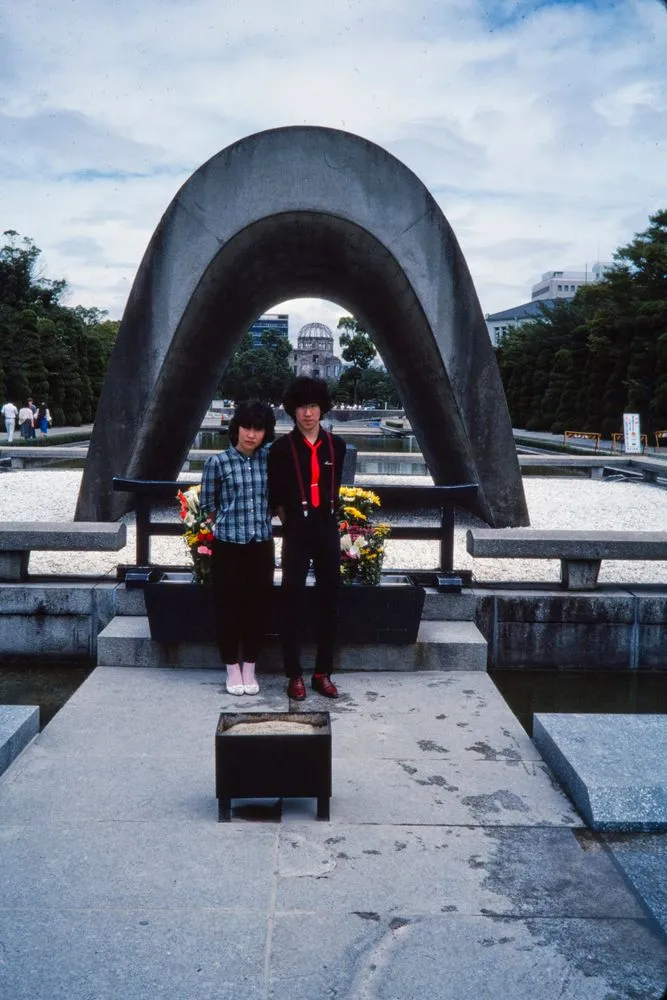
289,322 -> 342,380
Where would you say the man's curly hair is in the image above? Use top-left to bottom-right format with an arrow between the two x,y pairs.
282,376 -> 332,420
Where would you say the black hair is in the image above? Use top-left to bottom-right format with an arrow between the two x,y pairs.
228,399 -> 275,447
282,376 -> 332,420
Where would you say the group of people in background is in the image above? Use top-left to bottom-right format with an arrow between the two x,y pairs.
1,397 -> 52,442
201,375 -> 346,701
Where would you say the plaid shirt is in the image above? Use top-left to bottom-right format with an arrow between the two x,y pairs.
200,446 -> 272,544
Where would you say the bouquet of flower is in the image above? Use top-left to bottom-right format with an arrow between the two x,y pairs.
177,484 -> 214,584
338,487 -> 391,586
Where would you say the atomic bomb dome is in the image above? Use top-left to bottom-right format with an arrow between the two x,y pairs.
290,322 -> 341,379
298,322 -> 333,348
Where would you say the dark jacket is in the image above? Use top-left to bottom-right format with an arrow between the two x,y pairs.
268,429 -> 346,530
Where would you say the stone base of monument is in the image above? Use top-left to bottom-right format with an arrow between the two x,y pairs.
215,711 -> 331,822
533,713 -> 667,832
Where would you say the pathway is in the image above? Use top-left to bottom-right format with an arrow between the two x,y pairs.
0,668 -> 665,998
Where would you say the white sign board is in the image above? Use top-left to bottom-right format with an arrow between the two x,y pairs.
623,412 -> 641,454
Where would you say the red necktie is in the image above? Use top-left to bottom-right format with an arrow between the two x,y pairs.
303,439 -> 322,508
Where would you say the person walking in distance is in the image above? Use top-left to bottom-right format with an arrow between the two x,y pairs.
27,397 -> 37,438
200,399 -> 276,696
1,400 -> 18,443
268,376 -> 346,700
18,402 -> 34,440
35,402 -> 51,438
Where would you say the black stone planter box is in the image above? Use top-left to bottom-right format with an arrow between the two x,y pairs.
144,573 -> 425,645
215,711 -> 331,821
336,576 -> 425,643
143,573 -> 215,643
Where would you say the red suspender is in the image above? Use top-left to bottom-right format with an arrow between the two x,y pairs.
325,430 -> 335,514
287,432 -> 309,519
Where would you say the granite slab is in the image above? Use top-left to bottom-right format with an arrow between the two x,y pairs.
0,704 -> 39,776
533,713 -> 667,831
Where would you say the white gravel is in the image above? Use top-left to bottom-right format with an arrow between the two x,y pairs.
3,469 -> 667,585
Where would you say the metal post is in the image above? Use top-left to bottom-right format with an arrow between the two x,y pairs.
439,505 -> 454,574
135,495 -> 151,565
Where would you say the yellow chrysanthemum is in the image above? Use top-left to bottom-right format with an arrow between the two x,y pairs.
343,505 -> 366,520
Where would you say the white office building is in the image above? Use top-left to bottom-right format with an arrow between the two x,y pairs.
531,263 -> 610,301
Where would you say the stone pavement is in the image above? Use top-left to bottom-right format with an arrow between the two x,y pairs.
0,668 -> 666,999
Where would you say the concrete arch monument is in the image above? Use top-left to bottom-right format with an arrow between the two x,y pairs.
76,126 -> 528,526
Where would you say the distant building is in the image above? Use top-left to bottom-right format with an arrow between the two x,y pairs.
248,313 -> 289,347
485,299 -> 558,348
289,322 -> 342,379
487,263 -> 613,346
531,263 -> 611,301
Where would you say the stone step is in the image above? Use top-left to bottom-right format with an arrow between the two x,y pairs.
97,616 -> 488,672
422,590 -> 476,621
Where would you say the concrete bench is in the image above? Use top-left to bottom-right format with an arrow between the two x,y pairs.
0,522 -> 127,581
466,528 -> 667,590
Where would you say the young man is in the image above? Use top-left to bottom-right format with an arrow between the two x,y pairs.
268,376 -> 346,700
1,400 -> 18,443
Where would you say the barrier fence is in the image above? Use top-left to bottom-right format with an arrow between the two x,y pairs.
112,477 -> 479,579
563,431 -> 601,451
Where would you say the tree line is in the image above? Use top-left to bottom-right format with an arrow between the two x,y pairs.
497,209 -> 667,437
0,231 -> 118,426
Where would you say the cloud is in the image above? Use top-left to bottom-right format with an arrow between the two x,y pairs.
55,236 -> 108,262
0,0 -> 665,320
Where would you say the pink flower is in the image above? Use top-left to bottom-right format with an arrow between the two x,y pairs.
197,545 -> 212,557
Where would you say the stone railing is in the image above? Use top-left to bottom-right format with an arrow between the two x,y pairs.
466,528 -> 667,590
0,523 -> 127,582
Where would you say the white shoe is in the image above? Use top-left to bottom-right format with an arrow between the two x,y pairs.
243,682 -> 260,696
226,681 -> 245,696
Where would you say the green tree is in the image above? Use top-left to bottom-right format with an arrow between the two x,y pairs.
337,316 -> 377,370
497,208 -> 667,436
0,231 -> 119,425
218,330 -> 293,403
356,368 -> 401,406
328,379 -> 351,405
337,316 -> 378,404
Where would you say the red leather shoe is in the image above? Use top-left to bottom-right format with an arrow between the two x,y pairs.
311,674 -> 339,699
287,676 -> 306,701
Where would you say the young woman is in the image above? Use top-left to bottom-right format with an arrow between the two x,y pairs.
36,402 -> 51,438
200,399 -> 276,695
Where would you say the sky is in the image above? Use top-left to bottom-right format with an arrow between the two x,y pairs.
1,0 -> 665,346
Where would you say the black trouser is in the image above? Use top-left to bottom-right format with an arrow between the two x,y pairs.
211,538 -> 275,665
280,515 -> 340,678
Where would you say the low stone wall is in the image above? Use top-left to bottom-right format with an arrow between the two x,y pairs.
0,581 -> 120,661
2,579 -> 667,670
473,586 -> 667,671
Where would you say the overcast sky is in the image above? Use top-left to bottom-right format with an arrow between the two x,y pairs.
2,0 -> 665,344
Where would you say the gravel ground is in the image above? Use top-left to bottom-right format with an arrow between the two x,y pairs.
3,469 -> 667,585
